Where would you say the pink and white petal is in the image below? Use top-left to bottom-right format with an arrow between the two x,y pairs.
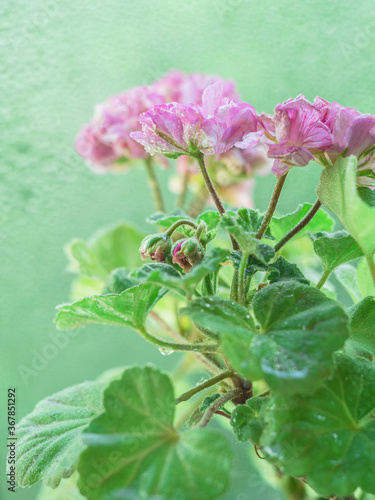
235,130 -> 263,149
346,115 -> 375,157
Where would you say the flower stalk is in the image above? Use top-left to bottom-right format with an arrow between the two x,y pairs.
255,173 -> 288,240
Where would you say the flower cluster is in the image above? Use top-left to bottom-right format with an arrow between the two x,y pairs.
75,71 -> 240,170
261,94 -> 375,185
131,83 -> 262,158
75,86 -> 165,171
76,71 -> 375,190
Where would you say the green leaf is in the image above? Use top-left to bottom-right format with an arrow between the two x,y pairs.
348,296 -> 375,354
357,258 -> 375,297
262,354 -> 375,496
268,256 -> 309,285
220,213 -> 259,254
310,230 -> 363,275
230,396 -> 270,445
180,296 -> 255,335
66,223 -> 145,281
78,366 -> 233,500
103,267 -> 139,294
222,281 -> 348,394
131,248 -> 229,297
317,157 -> 375,280
15,382 -> 105,488
334,263 -> 363,303
358,186 -> 375,207
55,284 -> 166,331
270,203 -> 334,241
197,210 -> 221,242
236,208 -> 273,239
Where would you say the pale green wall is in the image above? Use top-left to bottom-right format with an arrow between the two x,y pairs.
2,1 -> 375,498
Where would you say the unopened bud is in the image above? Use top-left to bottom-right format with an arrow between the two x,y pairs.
139,234 -> 172,262
172,237 -> 205,272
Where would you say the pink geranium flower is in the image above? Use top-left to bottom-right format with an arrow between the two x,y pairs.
261,94 -> 333,176
152,70 -> 239,105
131,83 -> 262,158
75,86 -> 165,171
314,98 -> 375,187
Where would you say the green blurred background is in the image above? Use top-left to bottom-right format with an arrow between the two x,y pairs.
2,0 -> 375,498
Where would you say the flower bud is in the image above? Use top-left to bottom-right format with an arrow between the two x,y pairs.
139,234 -> 172,262
172,237 -> 205,272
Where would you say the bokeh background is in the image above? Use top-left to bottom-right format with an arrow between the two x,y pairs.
2,1 -> 375,498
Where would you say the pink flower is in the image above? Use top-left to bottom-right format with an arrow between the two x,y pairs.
152,70 -> 239,105
75,86 -> 165,171
131,83 -> 262,158
261,94 -> 333,176
314,98 -> 375,187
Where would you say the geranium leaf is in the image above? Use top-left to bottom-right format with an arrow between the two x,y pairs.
236,208 -> 273,239
104,267 -> 139,294
357,258 -> 375,297
310,230 -> 363,275
66,223 -> 144,281
334,263 -> 363,303
221,281 -> 348,394
55,284 -> 166,331
261,354 -> 375,496
270,203 -> 334,241
78,366 -> 233,500
180,296 -> 255,335
230,396 -> 270,445
131,248 -> 229,297
317,157 -> 375,284
14,382 -> 105,488
348,296 -> 375,354
268,256 -> 309,284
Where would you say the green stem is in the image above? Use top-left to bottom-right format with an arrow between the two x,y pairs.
366,254 -> 375,286
230,269 -> 239,302
196,153 -> 226,215
176,370 -> 234,404
144,157 -> 165,212
316,269 -> 331,289
165,219 -> 197,236
204,274 -> 215,295
274,199 -> 322,252
238,251 -> 249,305
197,388 -> 242,428
139,327 -> 219,353
195,153 -> 239,251
177,170 -> 190,209
255,173 -> 288,240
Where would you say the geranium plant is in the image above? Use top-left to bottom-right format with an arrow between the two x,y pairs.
12,71 -> 375,500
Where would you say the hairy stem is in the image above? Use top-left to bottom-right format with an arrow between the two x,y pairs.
255,173 -> 288,240
274,199 -> 322,252
316,269 -> 331,289
204,274 -> 215,295
197,388 -> 242,428
144,157 -> 165,212
139,326 -> 219,353
165,219 -> 198,236
238,251 -> 249,305
196,153 -> 239,251
230,269 -> 239,301
196,153 -> 225,215
176,370 -> 234,404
